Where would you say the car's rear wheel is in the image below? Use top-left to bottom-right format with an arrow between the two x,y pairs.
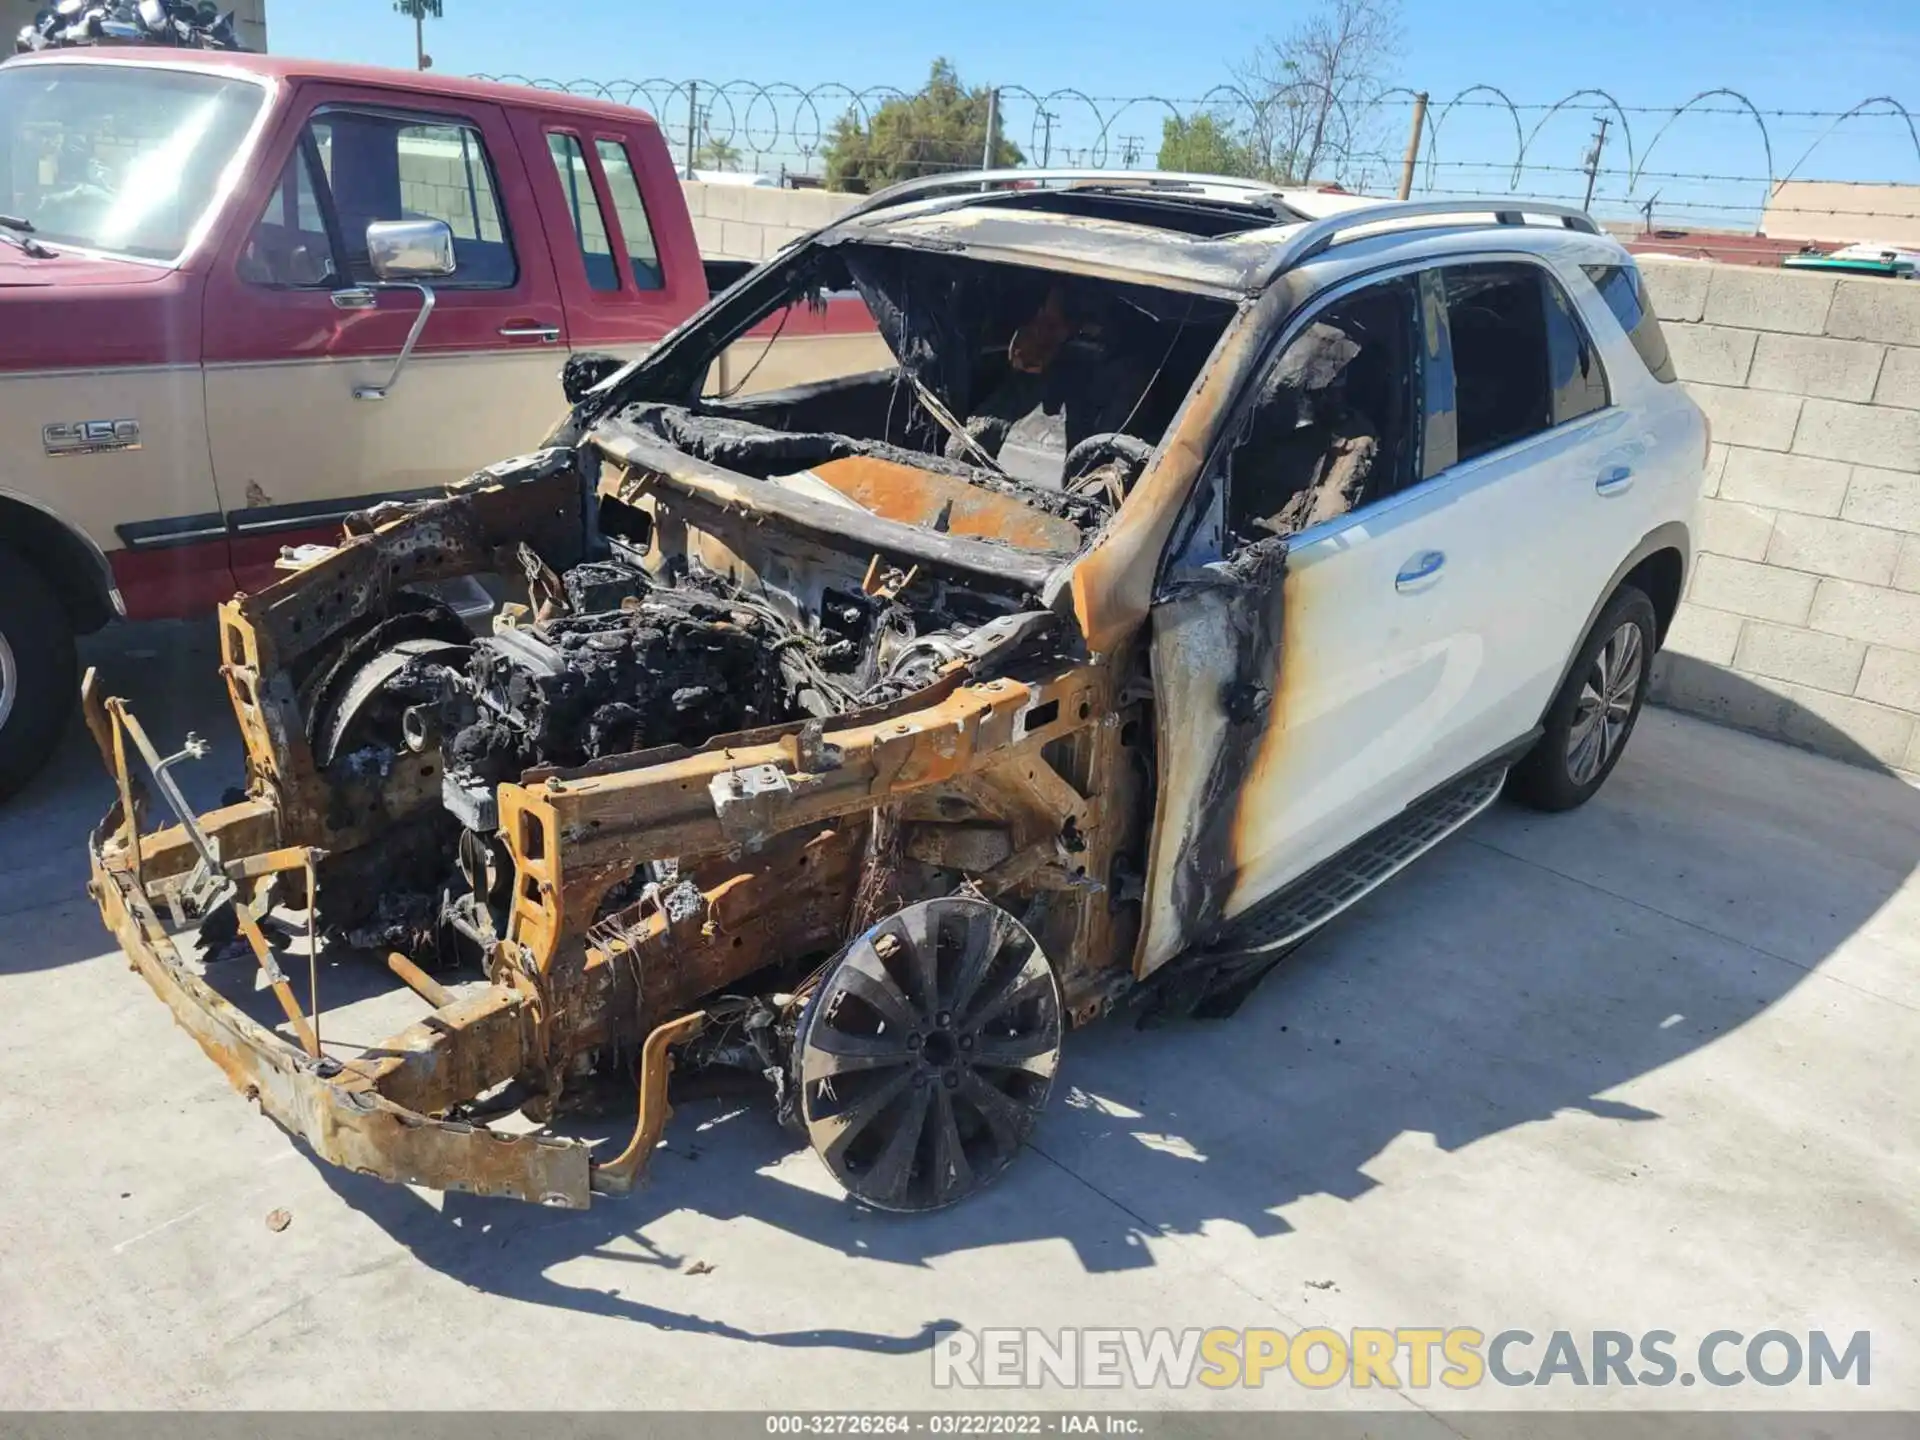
0,552 -> 78,802
1507,585 -> 1657,813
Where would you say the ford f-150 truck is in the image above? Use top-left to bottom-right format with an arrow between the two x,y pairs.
0,47 -> 882,797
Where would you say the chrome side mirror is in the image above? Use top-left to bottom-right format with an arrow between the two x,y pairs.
350,220 -> 456,402
365,218 -> 456,280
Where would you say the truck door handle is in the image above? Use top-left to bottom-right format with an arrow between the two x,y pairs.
1596,465 -> 1635,496
1395,550 -> 1446,593
499,323 -> 561,343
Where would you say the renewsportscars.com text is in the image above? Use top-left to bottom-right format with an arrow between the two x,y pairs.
932,1327 -> 1872,1391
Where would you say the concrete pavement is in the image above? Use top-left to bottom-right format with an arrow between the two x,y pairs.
0,619 -> 1915,1417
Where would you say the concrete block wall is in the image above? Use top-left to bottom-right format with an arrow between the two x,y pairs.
1641,257 -> 1920,781
682,182 -> 861,261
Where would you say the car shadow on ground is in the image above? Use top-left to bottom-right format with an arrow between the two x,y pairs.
307,707 -> 1920,1352
1,617 -> 238,970
14,614 -> 1920,1353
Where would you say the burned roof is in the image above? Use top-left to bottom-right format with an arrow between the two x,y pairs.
823,178 -> 1320,297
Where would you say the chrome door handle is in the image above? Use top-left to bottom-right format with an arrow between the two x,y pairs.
1596,465 -> 1635,496
499,324 -> 561,342
330,286 -> 378,311
1395,550 -> 1446,593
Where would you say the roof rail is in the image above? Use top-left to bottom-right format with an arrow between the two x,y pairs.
837,168 -> 1296,225
1258,197 -> 1601,282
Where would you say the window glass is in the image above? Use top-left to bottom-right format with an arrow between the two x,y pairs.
237,144 -> 334,287
594,138 -> 664,290
1583,262 -> 1677,383
240,110 -> 516,289
1444,264 -> 1552,462
1226,275 -> 1420,541
0,62 -> 263,261
546,132 -> 620,292
1546,273 -> 1609,424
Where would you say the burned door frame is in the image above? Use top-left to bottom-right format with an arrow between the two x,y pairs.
1135,259 -> 1457,974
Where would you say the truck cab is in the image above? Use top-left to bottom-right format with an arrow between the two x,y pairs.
0,49 -> 882,797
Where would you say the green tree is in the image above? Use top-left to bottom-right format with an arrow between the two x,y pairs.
695,136 -> 742,172
1157,114 -> 1260,179
823,60 -> 1024,193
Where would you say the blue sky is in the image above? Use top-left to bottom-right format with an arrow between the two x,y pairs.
273,0 -> 1920,225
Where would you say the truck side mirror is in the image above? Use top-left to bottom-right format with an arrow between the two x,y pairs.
350,220 -> 457,401
365,218 -> 456,280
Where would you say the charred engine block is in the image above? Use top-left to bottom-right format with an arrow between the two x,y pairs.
388,571 -> 803,829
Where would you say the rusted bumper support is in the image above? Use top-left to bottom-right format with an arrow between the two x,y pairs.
89,839 -> 596,1209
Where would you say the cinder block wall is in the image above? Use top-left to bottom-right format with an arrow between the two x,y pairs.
681,182 -> 861,261
1641,258 -> 1920,781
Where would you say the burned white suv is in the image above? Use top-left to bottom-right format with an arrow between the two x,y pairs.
88,175 -> 1703,1215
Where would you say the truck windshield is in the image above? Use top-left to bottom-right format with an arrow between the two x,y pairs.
0,63 -> 265,262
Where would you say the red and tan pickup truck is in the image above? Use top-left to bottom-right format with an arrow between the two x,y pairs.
0,48 -> 882,796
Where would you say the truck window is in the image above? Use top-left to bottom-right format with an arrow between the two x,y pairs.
236,140 -> 335,287
238,109 -> 517,290
545,132 -> 620,292
593,138 -> 664,290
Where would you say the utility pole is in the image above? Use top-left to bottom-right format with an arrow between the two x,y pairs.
1121,134 -> 1142,168
1037,108 -> 1055,168
1396,91 -> 1428,200
981,87 -> 999,177
1582,113 -> 1611,212
392,0 -> 440,71
685,81 -> 699,179
1640,190 -> 1661,235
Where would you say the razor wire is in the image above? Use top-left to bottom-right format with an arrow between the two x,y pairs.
474,75 -> 1920,225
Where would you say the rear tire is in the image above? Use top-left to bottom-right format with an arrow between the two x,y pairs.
1507,585 -> 1657,813
0,552 -> 78,803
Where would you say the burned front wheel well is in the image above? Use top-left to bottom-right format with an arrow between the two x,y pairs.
0,495 -> 117,635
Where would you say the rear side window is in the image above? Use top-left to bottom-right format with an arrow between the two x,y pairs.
1545,274 -> 1610,423
1583,263 -> 1676,383
545,132 -> 620,292
1443,264 -> 1552,461
594,139 -> 664,290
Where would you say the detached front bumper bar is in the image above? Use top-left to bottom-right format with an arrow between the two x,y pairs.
83,676 -> 702,1211
90,837 -> 595,1207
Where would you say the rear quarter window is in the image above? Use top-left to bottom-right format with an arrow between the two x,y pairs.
1582,262 -> 1676,383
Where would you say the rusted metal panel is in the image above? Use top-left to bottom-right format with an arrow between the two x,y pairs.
806,455 -> 1085,556
91,842 -> 590,1208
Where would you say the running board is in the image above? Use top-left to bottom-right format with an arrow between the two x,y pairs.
1209,765 -> 1508,959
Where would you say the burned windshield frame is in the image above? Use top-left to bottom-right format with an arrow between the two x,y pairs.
571,238 -> 863,425
0,60 -> 272,264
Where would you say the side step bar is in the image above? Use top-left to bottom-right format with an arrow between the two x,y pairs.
1209,765 -> 1508,959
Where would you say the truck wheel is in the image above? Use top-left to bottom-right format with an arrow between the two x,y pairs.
794,896 -> 1062,1211
1507,584 -> 1657,813
0,554 -> 78,802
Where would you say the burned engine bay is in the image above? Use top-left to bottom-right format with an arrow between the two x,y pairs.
88,239 -> 1246,1212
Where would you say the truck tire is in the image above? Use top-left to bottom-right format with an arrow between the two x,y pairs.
1507,584 -> 1657,813
0,553 -> 78,802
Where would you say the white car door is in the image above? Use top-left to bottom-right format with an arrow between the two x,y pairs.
1140,255 -> 1647,973
1142,268 -> 1474,970
1400,257 -> 1644,790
